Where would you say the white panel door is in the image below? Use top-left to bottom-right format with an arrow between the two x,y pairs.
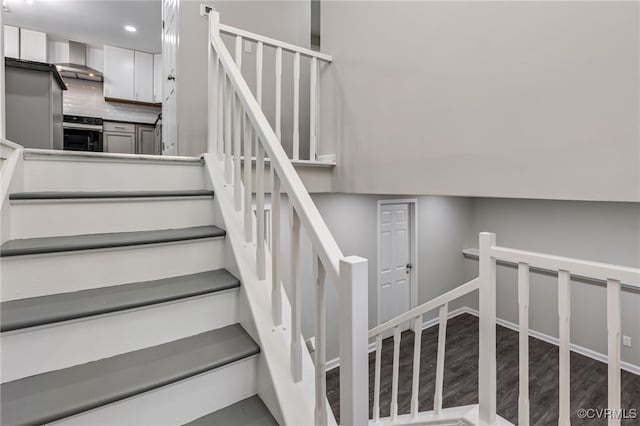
378,203 -> 412,326
162,0 -> 178,155
134,51 -> 154,103
104,45 -> 135,100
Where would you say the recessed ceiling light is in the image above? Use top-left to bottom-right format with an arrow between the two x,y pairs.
89,73 -> 94,77
124,25 -> 137,33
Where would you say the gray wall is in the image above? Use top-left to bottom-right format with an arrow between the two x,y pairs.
176,0 -> 311,157
277,193 -> 471,361
320,1 -> 640,201
461,198 -> 640,367
281,194 -> 638,368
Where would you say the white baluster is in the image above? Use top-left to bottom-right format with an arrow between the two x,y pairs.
233,36 -> 242,211
314,254 -> 327,426
275,47 -> 282,142
309,56 -> 318,161
271,172 -> 282,326
391,325 -> 401,421
224,76 -> 232,184
373,334 -> 382,423
339,256 -> 369,426
434,303 -> 448,415
410,315 -> 422,417
292,52 -> 300,160
290,206 -> 302,382
558,269 -> 571,425
607,278 -> 622,426
243,115 -> 252,242
478,232 -> 497,425
234,35 -> 242,69
256,41 -> 263,107
216,60 -> 224,160
207,24 -> 217,154
256,141 -> 265,280
233,94 -> 241,211
518,262 -> 530,426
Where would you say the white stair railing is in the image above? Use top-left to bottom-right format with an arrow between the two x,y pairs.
484,233 -> 640,426
370,232 -> 639,426
367,277 -> 483,423
217,17 -> 332,162
206,10 -> 369,426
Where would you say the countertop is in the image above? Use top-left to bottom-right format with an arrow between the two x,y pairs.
5,57 -> 66,91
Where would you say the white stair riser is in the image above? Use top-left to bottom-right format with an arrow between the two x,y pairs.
24,160 -> 207,192
1,290 -> 239,383
10,198 -> 216,239
0,238 -> 226,301
51,356 -> 259,426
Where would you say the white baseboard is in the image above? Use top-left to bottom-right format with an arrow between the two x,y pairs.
325,307 -> 469,371
326,306 -> 640,376
462,307 -> 640,376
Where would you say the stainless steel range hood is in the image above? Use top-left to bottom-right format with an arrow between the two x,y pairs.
55,41 -> 103,82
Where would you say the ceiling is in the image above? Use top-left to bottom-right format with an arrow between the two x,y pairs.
2,0 -> 162,53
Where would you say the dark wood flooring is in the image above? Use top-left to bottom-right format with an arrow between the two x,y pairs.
326,313 -> 640,425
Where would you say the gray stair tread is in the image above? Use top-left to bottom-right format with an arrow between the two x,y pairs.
0,225 -> 225,257
1,324 -> 260,426
10,190 -> 214,200
186,396 -> 278,426
1,269 -> 239,332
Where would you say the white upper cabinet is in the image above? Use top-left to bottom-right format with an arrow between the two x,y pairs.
4,26 -> 20,59
153,54 -> 163,103
104,45 -> 160,104
104,45 -> 135,100
19,28 -> 47,62
134,51 -> 154,103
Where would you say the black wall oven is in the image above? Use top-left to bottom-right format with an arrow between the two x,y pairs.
63,115 -> 103,152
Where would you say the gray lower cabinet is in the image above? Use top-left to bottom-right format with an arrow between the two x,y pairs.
136,125 -> 157,155
103,122 -> 160,155
104,132 -> 135,154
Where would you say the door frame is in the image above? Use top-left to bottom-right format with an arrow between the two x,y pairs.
376,198 -> 419,326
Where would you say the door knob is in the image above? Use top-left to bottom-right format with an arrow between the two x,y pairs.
167,74 -> 176,81
406,263 -> 413,270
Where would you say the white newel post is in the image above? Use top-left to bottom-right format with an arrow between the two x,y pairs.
339,256 -> 368,426
207,11 -> 220,154
478,232 -> 497,425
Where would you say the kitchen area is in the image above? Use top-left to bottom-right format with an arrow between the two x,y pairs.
2,0 -> 165,155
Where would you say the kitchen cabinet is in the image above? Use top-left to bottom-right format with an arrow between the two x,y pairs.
136,125 -> 157,155
103,46 -> 135,101
104,122 -> 160,155
134,51 -> 154,103
4,26 -> 19,59
104,132 -> 135,154
153,54 -> 163,103
104,45 -> 160,104
19,28 -> 47,63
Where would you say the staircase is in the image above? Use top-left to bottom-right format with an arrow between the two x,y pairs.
0,148 -> 279,425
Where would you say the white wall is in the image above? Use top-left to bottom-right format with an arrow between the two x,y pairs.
461,198 -> 640,368
320,1 -> 640,201
176,0 -> 311,157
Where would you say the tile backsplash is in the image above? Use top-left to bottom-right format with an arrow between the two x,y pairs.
63,79 -> 160,123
